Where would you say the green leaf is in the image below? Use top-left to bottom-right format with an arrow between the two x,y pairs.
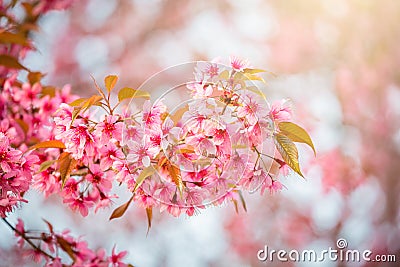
0,55 -> 29,70
104,75 -> 118,93
278,122 -> 316,156
218,69 -> 230,80
109,196 -> 134,220
69,98 -> 87,107
70,95 -> 103,122
118,87 -> 150,102
243,68 -> 266,74
58,152 -> 77,187
169,104 -> 188,126
38,160 -> 57,173
238,190 -> 247,212
244,86 -> 266,100
243,73 -> 265,83
30,140 -> 66,150
133,165 -> 156,193
273,133 -> 304,178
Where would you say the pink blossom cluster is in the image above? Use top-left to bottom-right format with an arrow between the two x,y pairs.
0,75 -> 76,216
0,129 -> 37,217
14,218 -> 128,267
82,58 -> 294,217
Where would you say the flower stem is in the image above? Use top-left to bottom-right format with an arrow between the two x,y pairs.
1,217 -> 55,260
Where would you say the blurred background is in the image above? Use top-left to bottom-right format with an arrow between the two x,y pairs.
1,0 -> 400,266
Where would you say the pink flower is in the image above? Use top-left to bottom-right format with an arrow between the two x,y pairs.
86,164 -> 112,192
112,161 -> 132,183
237,94 -> 267,126
0,119 -> 17,140
142,100 -> 166,130
99,143 -> 124,171
122,125 -> 143,145
94,194 -> 117,213
0,133 -> 22,172
63,195 -> 94,217
15,218 -> 25,247
95,115 -> 123,143
187,82 -> 214,98
194,61 -> 220,81
230,56 -> 250,72
0,196 -> 26,217
269,99 -> 292,122
261,178 -> 283,195
57,124 -> 96,160
33,170 -> 60,197
126,139 -> 159,167
109,246 -> 128,267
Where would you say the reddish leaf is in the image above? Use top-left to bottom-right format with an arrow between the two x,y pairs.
146,207 -> 152,235
0,55 -> 29,70
41,86 -> 56,97
0,32 -> 29,46
58,152 -> 77,186
30,140 -> 66,150
56,236 -> 76,261
42,219 -> 54,234
15,119 -> 29,135
27,72 -> 43,84
109,196 -> 134,220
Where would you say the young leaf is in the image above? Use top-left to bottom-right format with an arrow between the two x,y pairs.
169,104 -> 188,126
0,32 -> 29,46
28,72 -> 43,84
243,73 -> 265,83
69,98 -> 87,107
168,163 -> 184,196
232,199 -> 239,214
82,95 -> 103,110
38,160 -> 57,173
118,87 -> 150,102
218,69 -> 230,80
133,165 -> 156,193
70,95 -> 103,122
273,133 -> 304,178
41,86 -> 56,97
104,75 -> 118,93
278,122 -> 316,156
0,55 -> 29,70
30,140 -> 66,150
58,152 -> 77,186
238,190 -> 247,212
109,196 -> 134,220
146,207 -> 152,235
42,219 -> 54,234
243,86 -> 266,100
56,236 -> 76,261
15,119 -> 29,134
243,68 -> 266,74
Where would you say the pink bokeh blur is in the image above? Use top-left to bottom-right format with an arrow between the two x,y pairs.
2,0 -> 400,266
